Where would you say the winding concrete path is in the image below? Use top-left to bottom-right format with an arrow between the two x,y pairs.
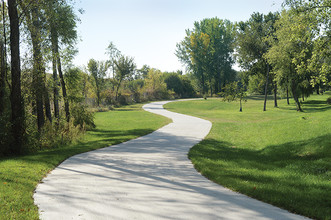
34,100 -> 307,220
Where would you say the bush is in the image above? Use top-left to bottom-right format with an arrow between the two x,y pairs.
38,119 -> 81,150
327,97 -> 331,105
71,104 -> 96,130
24,114 -> 83,153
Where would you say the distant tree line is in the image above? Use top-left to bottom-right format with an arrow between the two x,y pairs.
176,1 -> 330,112
1,0 -> 330,156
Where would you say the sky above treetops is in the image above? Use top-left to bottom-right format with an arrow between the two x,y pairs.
73,0 -> 284,72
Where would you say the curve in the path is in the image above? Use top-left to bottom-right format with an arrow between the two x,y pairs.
34,100 -> 308,220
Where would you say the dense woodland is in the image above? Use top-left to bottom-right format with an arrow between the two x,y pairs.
0,0 -> 330,156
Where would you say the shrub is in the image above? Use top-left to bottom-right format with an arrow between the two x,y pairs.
327,97 -> 331,105
71,104 -> 96,130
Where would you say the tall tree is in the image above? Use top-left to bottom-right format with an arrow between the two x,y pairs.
0,40 -> 5,116
0,2 -> 7,116
87,59 -> 108,106
45,0 -> 78,121
284,0 -> 331,88
8,0 -> 25,154
105,41 -> 121,79
113,55 -> 136,101
236,12 -> 279,111
20,0 -> 55,129
176,18 -> 236,96
266,9 -> 317,111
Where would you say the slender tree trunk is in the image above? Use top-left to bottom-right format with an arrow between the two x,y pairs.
30,6 -> 45,130
273,81 -> 278,107
201,71 -> 206,96
209,79 -> 213,97
51,26 -> 60,119
316,84 -> 320,95
0,41 -> 5,115
0,0 -> 6,116
8,0 -> 25,154
43,79 -> 52,122
115,79 -> 122,102
263,62 -> 269,111
286,86 -> 290,105
96,81 -> 100,106
57,55 -> 70,122
239,99 -> 242,112
54,39 -> 70,121
291,80 -> 302,112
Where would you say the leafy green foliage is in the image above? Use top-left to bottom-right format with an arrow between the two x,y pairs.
176,17 -> 236,95
266,9 -> 318,111
221,81 -> 247,112
284,0 -> 331,87
163,72 -> 196,98
142,68 -> 171,100
113,55 -> 136,101
88,59 -> 109,106
71,103 -> 95,130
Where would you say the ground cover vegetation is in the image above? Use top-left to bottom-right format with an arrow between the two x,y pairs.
0,0 -> 330,218
165,92 -> 331,220
0,104 -> 170,219
0,0 -> 329,156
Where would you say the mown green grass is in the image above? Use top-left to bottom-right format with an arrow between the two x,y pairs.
165,92 -> 331,220
0,103 -> 170,220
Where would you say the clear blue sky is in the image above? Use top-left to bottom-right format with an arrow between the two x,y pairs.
73,0 -> 284,72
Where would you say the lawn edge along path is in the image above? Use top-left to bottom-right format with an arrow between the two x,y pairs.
34,100 -> 308,219
0,103 -> 169,220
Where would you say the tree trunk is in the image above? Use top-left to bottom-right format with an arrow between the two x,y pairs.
286,86 -> 290,105
8,0 -> 25,155
316,84 -> 320,95
209,79 -> 213,97
30,6 -> 45,130
0,40 -> 5,115
201,70 -> 206,95
273,81 -> 278,107
96,81 -> 100,106
239,99 -> 242,112
54,39 -> 70,121
51,26 -> 60,120
115,79 -> 122,102
291,80 -> 303,112
43,81 -> 52,122
57,55 -> 70,122
263,62 -> 269,111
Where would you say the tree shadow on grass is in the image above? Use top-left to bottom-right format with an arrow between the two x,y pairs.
301,100 -> 331,113
247,95 -> 276,101
8,128 -> 156,166
90,128 -> 155,138
189,134 -> 331,220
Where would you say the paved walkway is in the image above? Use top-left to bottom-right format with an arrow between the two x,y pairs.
34,100 -> 307,219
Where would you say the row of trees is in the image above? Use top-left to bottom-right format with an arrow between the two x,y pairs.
0,0 -> 81,156
85,42 -> 197,107
1,0 -> 329,156
176,0 -> 330,112
176,18 -> 237,97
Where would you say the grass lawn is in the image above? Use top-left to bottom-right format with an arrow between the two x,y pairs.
165,92 -> 331,220
0,103 -> 170,220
